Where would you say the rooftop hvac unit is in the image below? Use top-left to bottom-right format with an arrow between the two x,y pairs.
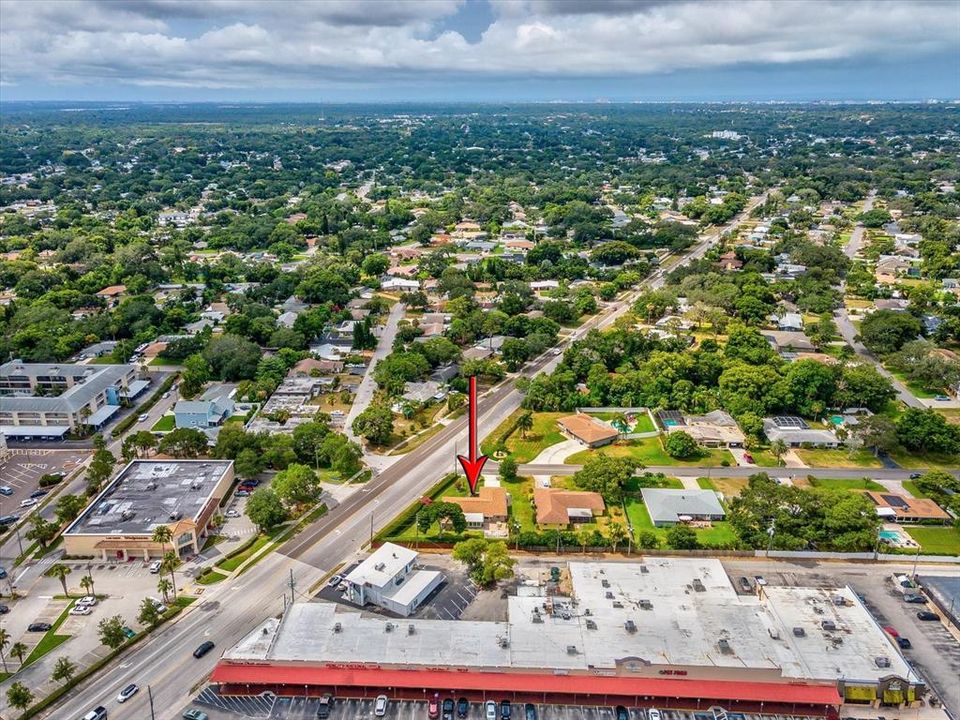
875,656 -> 891,668
821,620 -> 837,631
385,623 -> 394,633
584,608 -> 591,616
498,636 -> 509,648
605,591 -> 614,599
793,627 -> 806,637
640,565 -> 649,573
612,601 -> 624,609
639,600 -> 653,610
375,562 -> 386,571
532,612 -> 543,624
601,579 -> 610,588
692,579 -> 705,592
624,620 -> 637,633
408,624 -> 415,635
333,623 -> 342,633
718,639 -> 733,654
586,619 -> 597,630
566,645 -> 578,655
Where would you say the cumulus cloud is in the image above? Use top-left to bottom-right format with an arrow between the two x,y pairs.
0,0 -> 956,91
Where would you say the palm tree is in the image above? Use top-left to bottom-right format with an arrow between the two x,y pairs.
770,439 -> 788,467
516,411 -> 534,439
47,563 -> 72,597
161,551 -> 179,600
80,573 -> 95,599
0,627 -> 9,673
10,642 -> 27,668
157,577 -> 172,603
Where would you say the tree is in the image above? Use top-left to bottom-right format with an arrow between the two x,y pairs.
607,522 -> 628,553
571,455 -> 639,502
452,538 -> 516,586
80,573 -> 96,599
180,353 -> 212,398
151,525 -> 173,555
292,420 -> 331,465
86,442 -> 116,494
664,431 -> 701,459
52,656 -> 77,684
516,411 -> 535,440
157,577 -> 173,603
158,427 -> 208,458
273,463 -> 321,505
246,488 -> 288,531
576,527 -> 594,554
6,682 -> 33,713
161,551 -> 179,600
769,439 -> 788,466
896,408 -> 960,455
98,615 -> 128,650
202,334 -> 263,381
666,524 -> 700,550
856,415 -> 899,456
137,597 -> 162,628
55,494 -> 86,525
0,627 -> 8,673
499,456 -> 518,482
859,310 -> 922,355
27,514 -> 58,549
635,530 -> 660,550
417,502 -> 467,534
47,563 -> 72,596
352,404 -> 394,445
10,641 -> 27,668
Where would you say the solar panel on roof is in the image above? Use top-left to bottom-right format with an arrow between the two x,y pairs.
881,494 -> 909,509
773,416 -> 807,429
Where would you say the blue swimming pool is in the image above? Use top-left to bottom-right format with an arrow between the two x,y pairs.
663,419 -> 679,427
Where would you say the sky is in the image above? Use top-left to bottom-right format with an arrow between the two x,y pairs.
1,0 -> 958,103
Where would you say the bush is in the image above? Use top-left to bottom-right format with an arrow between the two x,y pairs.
720,459 -> 730,467
39,473 -> 65,487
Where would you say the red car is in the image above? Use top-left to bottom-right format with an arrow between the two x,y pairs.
743,452 -> 755,463
428,697 -> 440,719
882,625 -> 899,638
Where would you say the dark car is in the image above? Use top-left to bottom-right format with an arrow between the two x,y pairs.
909,472 -> 922,479
28,622 -> 51,632
0,515 -> 20,525
0,605 -> 9,614
443,698 -> 456,720
457,698 -> 470,718
29,489 -> 49,499
525,703 -> 538,720
738,577 -> 752,592
0,567 -> 7,579
500,700 -> 512,719
316,694 -> 333,719
903,593 -> 926,603
897,637 -> 912,649
193,640 -> 216,658
616,708 -> 629,720
917,610 -> 940,621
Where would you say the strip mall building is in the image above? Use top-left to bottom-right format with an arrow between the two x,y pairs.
212,559 -> 924,715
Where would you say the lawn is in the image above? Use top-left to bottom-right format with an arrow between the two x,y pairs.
697,476 -> 749,497
216,534 -> 272,572
567,437 -> 734,467
889,370 -> 940,399
148,356 -> 183,367
623,497 -> 739,548
23,602 -> 73,667
592,411 -> 655,433
888,449 -> 960,471
746,449 -> 783,467
196,569 -> 227,585
794,448 -> 884,469
482,411 -> 568,463
150,415 -> 175,432
501,475 -> 538,533
807,477 -> 886,492
904,526 -> 960,556
389,421 -> 446,455
902,480 -> 927,498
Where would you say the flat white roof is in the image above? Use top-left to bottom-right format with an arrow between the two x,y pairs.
345,542 -> 418,590
382,570 -> 444,607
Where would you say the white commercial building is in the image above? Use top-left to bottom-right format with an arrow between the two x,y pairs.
343,542 -> 444,617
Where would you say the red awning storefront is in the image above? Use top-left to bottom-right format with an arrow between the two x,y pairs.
211,662 -> 842,707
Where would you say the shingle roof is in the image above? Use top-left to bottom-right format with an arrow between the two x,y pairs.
533,488 -> 605,525
641,489 -> 725,525
557,414 -> 618,445
443,486 -> 508,519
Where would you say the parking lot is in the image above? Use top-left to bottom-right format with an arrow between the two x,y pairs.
192,690 -> 790,720
0,448 -> 88,519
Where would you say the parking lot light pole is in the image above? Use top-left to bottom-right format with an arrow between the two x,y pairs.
147,685 -> 156,720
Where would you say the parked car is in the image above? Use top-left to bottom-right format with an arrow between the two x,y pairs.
327,574 -> 342,588
138,414 -> 149,422
443,698 -> 456,720
934,395 -> 950,401
149,560 -> 162,574
28,622 -> 51,632
30,489 -> 49,499
649,709 -> 663,720
77,595 -> 98,606
19,498 -> 38,508
909,472 -> 922,479
903,593 -> 926,603
525,702 -> 538,720
162,392 -> 170,399
117,683 -> 139,703
182,711 -> 208,720
552,347 -> 563,355
742,452 -> 755,463
500,700 -> 512,719
69,605 -> 92,616
374,694 -> 388,717
486,701 -> 498,720
615,708 -> 629,720
235,490 -> 250,497
738,576 -> 752,592
122,626 -> 137,639
243,479 -> 261,487
753,575 -> 767,586
193,640 -> 215,658
897,637 -> 912,649
917,610 -> 940,621
316,693 -> 333,719
457,698 -> 470,718
82,707 -> 108,720
429,697 -> 440,719
883,625 -> 899,638
0,567 -> 7,579
0,605 -> 9,614
0,486 -> 12,495
0,515 -> 20,525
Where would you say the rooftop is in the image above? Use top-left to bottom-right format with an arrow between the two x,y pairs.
65,460 -> 233,537
557,414 -> 619,445
533,488 -> 605,525
345,542 -> 417,590
443,486 -> 508,519
0,361 -> 136,414
641,488 -> 725,524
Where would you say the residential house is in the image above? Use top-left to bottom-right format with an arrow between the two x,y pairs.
865,492 -> 950,525
763,416 -> 839,448
382,277 -> 420,292
174,385 -> 235,429
641,489 -> 725,526
533,488 -> 606,528
557,414 -> 619,448
775,313 -> 804,332
96,285 -> 127,308
402,381 -> 444,405
716,251 -> 743,271
662,410 -> 745,448
443,485 -> 509,536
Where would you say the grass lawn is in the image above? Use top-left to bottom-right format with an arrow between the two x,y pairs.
623,497 -> 739,547
148,356 -> 183,367
904,526 -> 960,556
196,569 -> 227,585
698,476 -> 749,497
889,370 -> 940,399
389,421 -> 446,455
888,449 -> 960,471
482,411 -> 568,463
808,477 -> 886,492
225,415 -> 246,425
216,534 -> 272,572
23,602 -> 73,667
501,475 -> 539,533
150,415 -> 175,432
567,437 -> 734,467
747,449 -> 783,467
902,480 -> 927,498
624,475 -> 684,491
591,412 -> 655,433
794,448 -> 884,468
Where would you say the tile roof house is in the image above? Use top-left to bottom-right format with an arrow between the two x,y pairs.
443,486 -> 509,535
292,358 -> 343,375
557,414 -> 619,448
533,488 -> 606,528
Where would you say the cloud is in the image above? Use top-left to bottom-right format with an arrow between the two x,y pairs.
0,0 -> 956,93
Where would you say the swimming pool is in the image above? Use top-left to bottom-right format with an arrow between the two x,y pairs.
829,415 -> 844,425
663,419 -> 680,427
879,530 -> 901,541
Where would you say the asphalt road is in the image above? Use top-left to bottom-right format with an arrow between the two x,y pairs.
41,197 -> 767,720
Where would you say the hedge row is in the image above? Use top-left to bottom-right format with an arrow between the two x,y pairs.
110,373 -> 178,438
375,473 -> 459,541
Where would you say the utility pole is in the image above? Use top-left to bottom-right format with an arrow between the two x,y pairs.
147,685 -> 156,720
288,569 -> 296,607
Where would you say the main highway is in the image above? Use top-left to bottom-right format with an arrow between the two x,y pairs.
46,196 -> 766,720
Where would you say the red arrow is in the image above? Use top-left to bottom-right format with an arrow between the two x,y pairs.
457,375 -> 487,495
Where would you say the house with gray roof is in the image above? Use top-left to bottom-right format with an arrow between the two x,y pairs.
640,488 -> 725,526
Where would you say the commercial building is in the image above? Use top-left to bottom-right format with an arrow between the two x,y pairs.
557,414 -> 618,448
343,543 -> 444,617
0,361 -> 148,439
63,460 -> 234,561
213,558 -> 923,712
641,489 -> 726,526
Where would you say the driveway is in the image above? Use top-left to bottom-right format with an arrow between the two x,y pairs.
344,302 -> 405,445
528,439 -> 582,465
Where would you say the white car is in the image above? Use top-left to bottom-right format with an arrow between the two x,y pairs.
225,509 -> 240,518
69,605 -> 92,616
552,347 -> 563,355
648,710 -> 663,720
77,595 -> 97,606
754,575 -> 768,587
138,413 -> 149,422
486,701 -> 498,720
149,560 -> 162,574
19,498 -> 38,508
374,695 -> 388,717
117,683 -> 139,703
